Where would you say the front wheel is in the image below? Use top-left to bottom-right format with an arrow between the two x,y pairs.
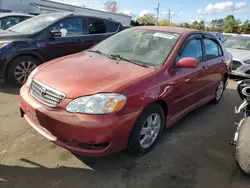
7,56 -> 40,86
128,103 -> 165,156
236,117 -> 250,176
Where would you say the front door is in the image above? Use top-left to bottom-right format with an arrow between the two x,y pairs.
168,34 -> 208,119
38,16 -> 90,61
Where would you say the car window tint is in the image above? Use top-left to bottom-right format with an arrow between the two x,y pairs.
88,19 -> 106,34
3,16 -> 21,29
204,39 -> 221,59
108,21 -> 119,32
52,17 -> 83,37
180,39 -> 202,61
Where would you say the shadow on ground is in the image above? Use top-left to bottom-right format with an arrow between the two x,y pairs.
0,83 -> 19,95
0,87 -> 246,188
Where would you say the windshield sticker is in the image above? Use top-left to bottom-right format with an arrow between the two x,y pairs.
153,33 -> 175,39
137,33 -> 143,38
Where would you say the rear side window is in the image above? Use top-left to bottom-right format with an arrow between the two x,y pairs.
180,39 -> 203,61
204,39 -> 222,60
88,19 -> 106,34
107,21 -> 119,32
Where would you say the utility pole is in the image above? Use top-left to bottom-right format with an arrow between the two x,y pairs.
168,9 -> 172,25
155,3 -> 160,25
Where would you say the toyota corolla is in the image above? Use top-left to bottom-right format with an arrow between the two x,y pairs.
19,27 -> 228,156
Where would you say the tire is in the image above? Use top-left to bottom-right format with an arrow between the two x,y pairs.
7,56 -> 40,86
128,103 -> 165,156
211,78 -> 225,104
236,117 -> 250,176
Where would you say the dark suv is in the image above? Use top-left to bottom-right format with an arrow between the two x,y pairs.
0,12 -> 123,85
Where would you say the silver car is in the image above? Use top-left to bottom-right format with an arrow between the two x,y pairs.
224,36 -> 250,78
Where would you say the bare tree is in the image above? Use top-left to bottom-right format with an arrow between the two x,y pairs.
103,1 -> 118,13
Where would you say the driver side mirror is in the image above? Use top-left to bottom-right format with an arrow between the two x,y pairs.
50,30 -> 62,38
176,57 -> 199,68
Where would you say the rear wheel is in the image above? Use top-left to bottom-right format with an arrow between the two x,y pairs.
7,56 -> 39,86
128,103 -> 165,156
236,117 -> 250,176
211,78 -> 225,104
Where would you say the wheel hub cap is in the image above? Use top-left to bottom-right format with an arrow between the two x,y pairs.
14,61 -> 37,84
216,81 -> 224,100
139,113 -> 161,149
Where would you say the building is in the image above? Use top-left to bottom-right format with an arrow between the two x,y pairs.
0,0 -> 131,26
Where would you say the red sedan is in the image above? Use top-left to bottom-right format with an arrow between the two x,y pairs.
19,26 -> 228,156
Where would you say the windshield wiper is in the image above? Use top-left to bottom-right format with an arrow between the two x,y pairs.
109,54 -> 152,68
88,49 -> 107,56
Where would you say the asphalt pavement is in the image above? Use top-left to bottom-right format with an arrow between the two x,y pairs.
1,80 -> 250,188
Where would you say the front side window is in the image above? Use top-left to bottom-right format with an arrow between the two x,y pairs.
179,39 -> 202,61
91,28 -> 181,67
88,19 -> 105,34
2,16 -> 20,29
204,39 -> 221,59
52,17 -> 83,37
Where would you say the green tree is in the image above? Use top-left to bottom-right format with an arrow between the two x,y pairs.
159,19 -> 170,26
224,15 -> 241,33
240,19 -> 250,34
131,20 -> 140,26
137,14 -> 156,26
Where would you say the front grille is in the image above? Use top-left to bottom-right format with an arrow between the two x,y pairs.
232,60 -> 242,70
30,79 -> 65,107
245,70 -> 250,75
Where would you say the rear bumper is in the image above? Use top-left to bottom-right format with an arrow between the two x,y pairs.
19,85 -> 141,156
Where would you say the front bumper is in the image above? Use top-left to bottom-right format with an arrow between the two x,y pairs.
19,85 -> 141,156
230,61 -> 250,78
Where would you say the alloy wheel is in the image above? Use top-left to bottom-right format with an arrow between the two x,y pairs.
216,80 -> 224,101
139,113 -> 161,149
14,61 -> 37,85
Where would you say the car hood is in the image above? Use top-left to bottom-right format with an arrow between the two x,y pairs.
226,48 -> 250,61
0,29 -> 30,40
34,52 -> 156,99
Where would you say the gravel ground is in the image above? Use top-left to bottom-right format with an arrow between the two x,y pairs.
1,80 -> 250,188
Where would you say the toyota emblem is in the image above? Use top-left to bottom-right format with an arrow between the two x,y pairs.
40,87 -> 46,96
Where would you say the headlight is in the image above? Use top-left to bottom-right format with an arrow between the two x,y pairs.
26,67 -> 38,87
244,60 -> 250,64
0,41 -> 12,48
66,93 -> 127,114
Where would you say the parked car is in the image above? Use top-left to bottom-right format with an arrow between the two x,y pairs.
210,32 -> 225,42
0,13 -> 33,30
19,27 -> 228,156
224,35 -> 250,78
0,12 -> 123,85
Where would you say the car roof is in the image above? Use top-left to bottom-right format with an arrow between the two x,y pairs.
133,26 -> 199,34
0,13 -> 33,18
39,12 -> 121,24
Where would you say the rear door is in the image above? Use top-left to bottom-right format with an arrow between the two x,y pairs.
38,16 -> 89,60
202,35 -> 225,96
169,34 -> 208,117
79,18 -> 117,49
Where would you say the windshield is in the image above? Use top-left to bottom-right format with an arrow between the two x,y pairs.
91,28 -> 181,67
7,13 -> 66,34
223,37 -> 250,50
